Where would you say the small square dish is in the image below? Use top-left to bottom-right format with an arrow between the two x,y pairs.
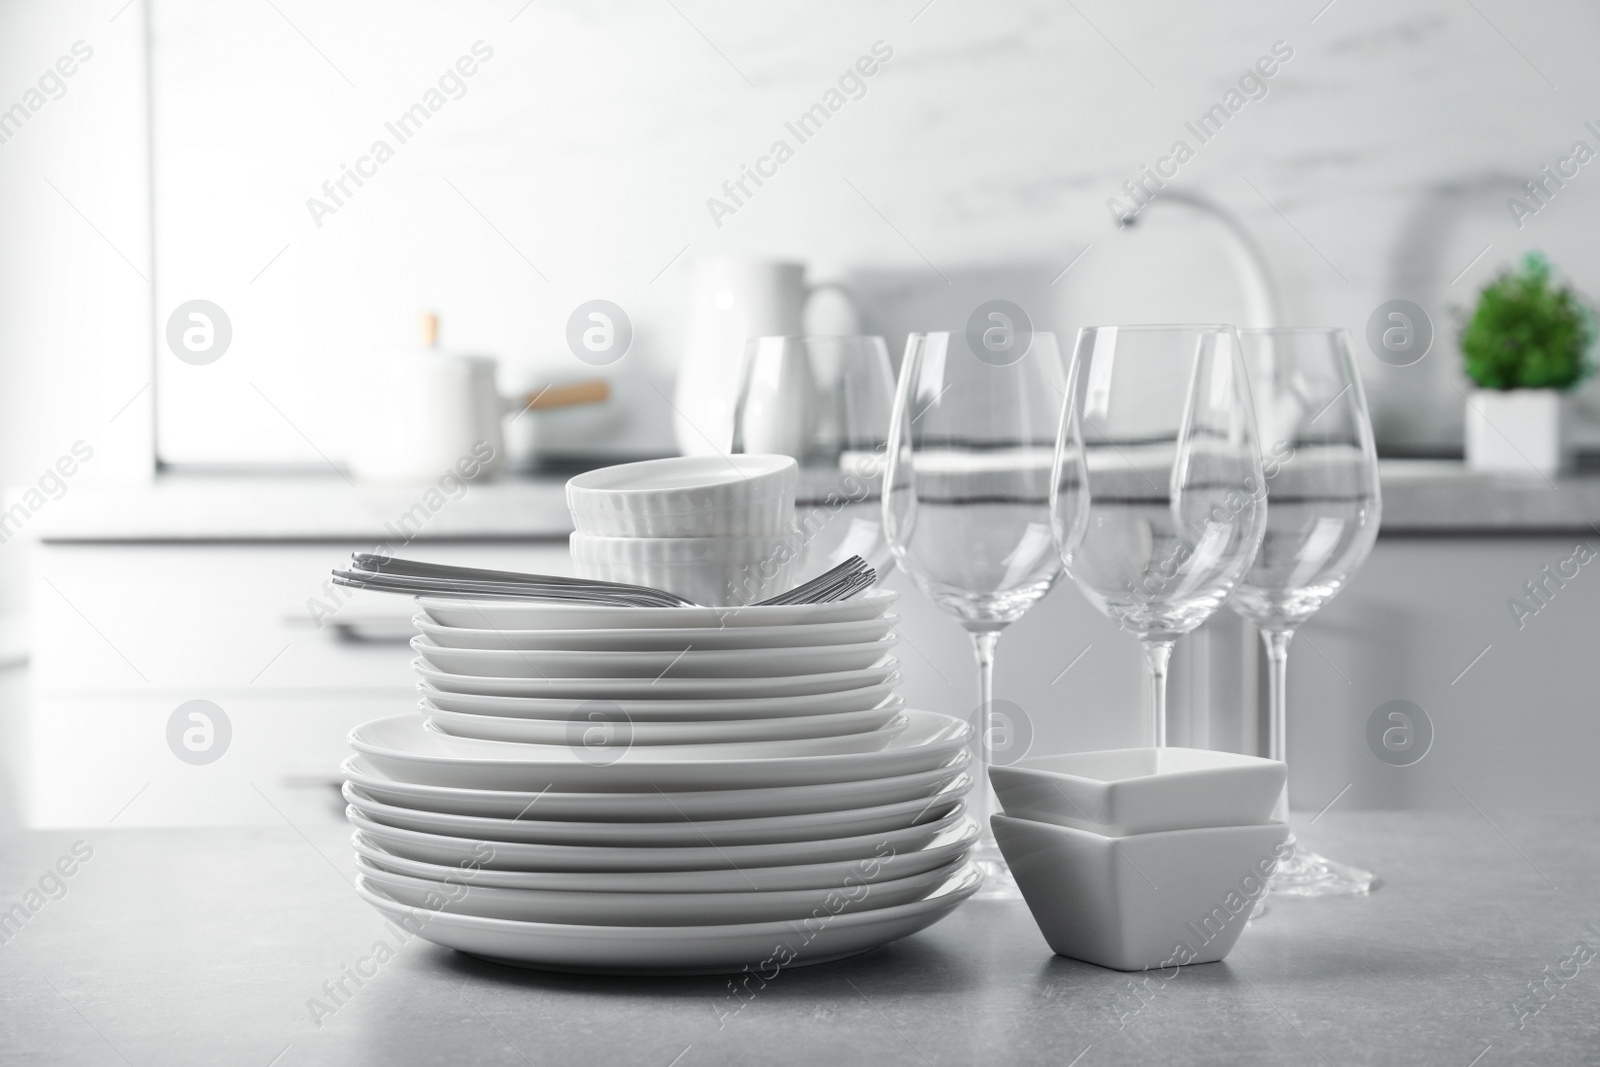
989,747 -> 1285,837
992,814 -> 1290,971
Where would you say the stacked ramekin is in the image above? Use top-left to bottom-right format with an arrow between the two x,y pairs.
566,455 -> 801,606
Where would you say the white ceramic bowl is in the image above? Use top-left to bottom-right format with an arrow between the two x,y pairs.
570,529 -> 802,607
989,747 -> 1286,837
566,454 -> 798,537
992,814 -> 1291,971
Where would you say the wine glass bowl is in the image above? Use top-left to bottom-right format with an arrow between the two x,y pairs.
1051,325 -> 1267,746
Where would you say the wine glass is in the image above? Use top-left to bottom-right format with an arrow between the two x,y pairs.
1230,327 -> 1381,896
1050,325 -> 1267,746
732,336 -> 896,580
883,330 -> 1066,898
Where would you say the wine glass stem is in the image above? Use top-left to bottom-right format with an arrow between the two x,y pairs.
1141,639 -> 1174,748
969,629 -> 1002,836
1262,626 -> 1295,823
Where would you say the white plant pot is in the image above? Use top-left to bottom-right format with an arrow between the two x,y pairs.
1464,389 -> 1570,475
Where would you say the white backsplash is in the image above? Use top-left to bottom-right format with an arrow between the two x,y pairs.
25,0 -> 1600,469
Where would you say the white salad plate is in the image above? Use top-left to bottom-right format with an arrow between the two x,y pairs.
354,853 -> 966,926
417,676 -> 901,721
354,862 -> 982,975
409,714 -> 908,762
417,589 -> 897,632
345,807 -> 969,872
349,709 -> 970,791
411,635 -> 898,679
412,614 -> 898,652
422,698 -> 904,745
351,820 -> 981,893
341,750 -> 970,821
413,659 -> 898,699
343,776 -> 967,846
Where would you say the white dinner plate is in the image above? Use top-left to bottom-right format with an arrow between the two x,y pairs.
413,614 -> 898,652
341,750 -> 971,821
354,853 -> 966,926
349,709 -> 970,791
422,698 -> 904,745
417,676 -> 901,721
345,807 -> 969,872
352,820 -> 980,892
343,776 -> 967,846
417,589 -> 897,632
413,659 -> 898,699
411,635 -> 898,679
354,861 -> 981,975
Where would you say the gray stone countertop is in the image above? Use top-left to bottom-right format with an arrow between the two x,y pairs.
1,803 -> 1594,1066
20,460 -> 1600,542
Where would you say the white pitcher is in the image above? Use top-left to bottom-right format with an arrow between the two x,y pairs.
672,256 -> 854,455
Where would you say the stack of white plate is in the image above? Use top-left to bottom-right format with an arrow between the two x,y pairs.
344,589 -> 982,975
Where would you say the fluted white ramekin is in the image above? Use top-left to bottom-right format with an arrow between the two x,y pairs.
570,529 -> 802,606
566,455 -> 797,537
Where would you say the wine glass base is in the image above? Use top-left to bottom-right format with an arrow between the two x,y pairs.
1269,835 -> 1376,897
968,843 -> 1021,900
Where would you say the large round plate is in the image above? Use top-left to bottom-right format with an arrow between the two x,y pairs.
353,820 -> 980,892
354,853 -> 966,926
413,659 -> 898,699
349,709 -> 970,791
422,698 -> 904,745
414,614 -> 898,652
354,862 -> 981,975
417,589 -> 897,631
417,676 -> 901,721
411,635 -> 897,679
340,749 -> 971,821
345,807 -> 968,872
343,776 -> 967,846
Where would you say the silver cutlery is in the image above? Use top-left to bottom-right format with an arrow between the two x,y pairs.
331,553 -> 875,608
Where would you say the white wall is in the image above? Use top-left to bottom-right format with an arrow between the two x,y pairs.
138,0 -> 1600,468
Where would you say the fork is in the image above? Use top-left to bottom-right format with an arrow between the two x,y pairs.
332,553 -> 875,608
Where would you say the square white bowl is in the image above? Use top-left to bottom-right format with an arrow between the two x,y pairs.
989,747 -> 1285,837
992,814 -> 1290,971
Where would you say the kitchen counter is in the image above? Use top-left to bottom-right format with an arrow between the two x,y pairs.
24,460 -> 1600,543
2,806 -> 1594,1065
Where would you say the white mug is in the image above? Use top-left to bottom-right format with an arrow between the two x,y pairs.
673,256 -> 855,456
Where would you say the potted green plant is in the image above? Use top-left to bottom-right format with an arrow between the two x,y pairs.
1461,252 -> 1596,474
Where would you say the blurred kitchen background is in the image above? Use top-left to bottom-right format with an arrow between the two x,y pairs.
3,0 -> 1598,828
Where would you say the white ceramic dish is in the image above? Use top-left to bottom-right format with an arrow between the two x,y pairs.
343,776 -> 967,846
346,807 -> 970,872
992,814 -> 1290,971
416,676 -> 901,721
412,614 -> 898,652
352,820 -> 980,892
417,589 -> 897,631
989,747 -> 1287,837
348,709 -> 970,792
566,454 -> 797,537
413,712 -> 909,762
413,659 -> 898,700
340,750 -> 971,821
411,634 -> 897,679
354,862 -> 981,975
354,853 -> 964,926
570,529 -> 802,607
422,697 -> 904,745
